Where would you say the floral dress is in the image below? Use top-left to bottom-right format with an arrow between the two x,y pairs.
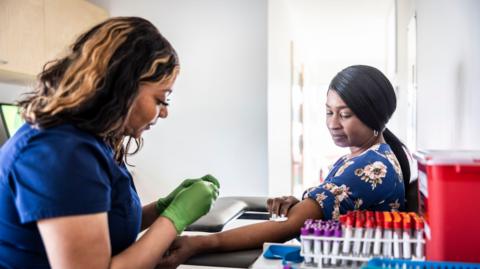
303,143 -> 405,220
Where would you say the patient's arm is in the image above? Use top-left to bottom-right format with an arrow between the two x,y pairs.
207,198 -> 322,251
141,202 -> 159,231
157,198 -> 322,268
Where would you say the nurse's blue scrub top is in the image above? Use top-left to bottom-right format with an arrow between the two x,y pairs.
0,123 -> 142,268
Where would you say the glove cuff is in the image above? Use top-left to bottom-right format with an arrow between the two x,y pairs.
161,207 -> 186,234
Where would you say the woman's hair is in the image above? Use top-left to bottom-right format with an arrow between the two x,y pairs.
328,65 -> 410,185
18,17 -> 179,162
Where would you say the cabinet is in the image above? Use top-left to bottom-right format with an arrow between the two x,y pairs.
44,0 -> 107,62
0,0 -> 108,84
0,0 -> 45,82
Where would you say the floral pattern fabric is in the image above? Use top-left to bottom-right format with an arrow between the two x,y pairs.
303,143 -> 405,220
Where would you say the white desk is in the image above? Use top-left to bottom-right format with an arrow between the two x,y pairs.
179,219 -> 266,269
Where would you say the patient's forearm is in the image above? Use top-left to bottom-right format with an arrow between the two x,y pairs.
195,199 -> 322,253
141,202 -> 159,231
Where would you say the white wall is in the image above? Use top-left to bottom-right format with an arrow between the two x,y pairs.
88,0 -> 269,203
267,0 -> 294,196
415,0 -> 480,150
274,0 -> 395,194
287,0 -> 394,83
395,0 -> 415,147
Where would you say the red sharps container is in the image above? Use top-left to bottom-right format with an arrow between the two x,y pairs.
413,150 -> 480,262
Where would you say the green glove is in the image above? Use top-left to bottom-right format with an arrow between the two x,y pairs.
161,180 -> 219,234
156,174 -> 220,215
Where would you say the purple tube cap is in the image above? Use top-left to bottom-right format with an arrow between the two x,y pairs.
304,219 -> 314,225
323,227 -> 334,237
333,227 -> 343,237
300,227 -> 310,235
313,227 -> 324,236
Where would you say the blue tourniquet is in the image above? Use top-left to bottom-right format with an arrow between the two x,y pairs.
263,245 -> 304,264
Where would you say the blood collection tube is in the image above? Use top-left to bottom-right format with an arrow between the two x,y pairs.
313,225 -> 323,264
383,212 -> 393,258
402,213 -> 412,259
330,225 -> 342,266
322,226 -> 333,265
373,211 -> 383,256
362,217 -> 375,256
392,212 -> 403,258
366,211 -> 374,221
341,215 -> 354,266
352,211 -> 364,256
414,217 -> 424,258
301,226 -> 313,264
341,215 -> 354,255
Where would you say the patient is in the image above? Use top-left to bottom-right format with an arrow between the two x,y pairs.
157,65 -> 411,268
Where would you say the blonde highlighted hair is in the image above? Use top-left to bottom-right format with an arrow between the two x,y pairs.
19,17 -> 179,162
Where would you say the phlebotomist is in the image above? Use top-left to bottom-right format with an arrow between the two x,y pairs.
0,16 -> 219,269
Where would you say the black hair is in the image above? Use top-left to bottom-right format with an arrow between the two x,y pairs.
328,65 -> 410,186
19,17 -> 179,162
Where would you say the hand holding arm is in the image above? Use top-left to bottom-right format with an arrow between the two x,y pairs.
157,198 -> 322,268
267,196 -> 300,216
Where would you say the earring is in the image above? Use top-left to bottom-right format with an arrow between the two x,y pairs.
373,130 -> 379,137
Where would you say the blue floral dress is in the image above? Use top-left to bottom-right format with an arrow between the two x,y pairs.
303,143 -> 405,220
